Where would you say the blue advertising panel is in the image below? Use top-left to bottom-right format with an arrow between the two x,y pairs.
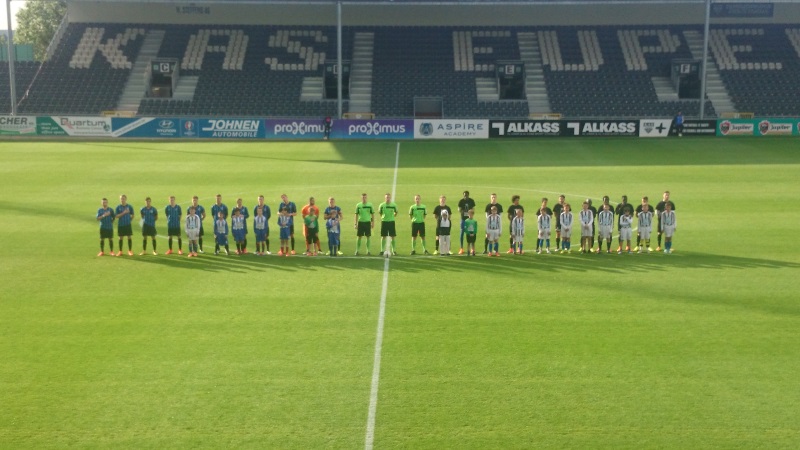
112,118 -> 181,138
181,119 -> 199,137
265,119 -> 327,140
198,118 -> 264,138
331,120 -> 414,140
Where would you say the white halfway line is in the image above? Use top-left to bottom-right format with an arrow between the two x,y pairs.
365,142 -> 400,450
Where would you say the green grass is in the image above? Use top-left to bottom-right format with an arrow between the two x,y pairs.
1,138 -> 799,448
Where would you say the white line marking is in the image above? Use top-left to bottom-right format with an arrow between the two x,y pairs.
365,142 -> 400,450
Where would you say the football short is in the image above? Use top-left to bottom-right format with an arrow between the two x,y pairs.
255,230 -> 267,242
581,224 -> 593,238
437,226 -> 451,236
486,229 -> 500,242
561,226 -> 572,239
233,229 -> 246,242
513,234 -> 524,244
411,222 -> 425,237
619,227 -> 632,241
199,225 -> 205,237
186,230 -> 200,241
662,225 -> 675,238
639,226 -> 652,240
357,221 -> 372,237
142,224 -> 157,237
328,232 -> 340,247
279,227 -> 291,240
100,228 -> 113,239
538,228 -> 550,240
118,224 -> 133,237
168,226 -> 181,237
215,234 -> 228,246
306,229 -> 319,244
380,221 -> 396,237
466,234 -> 477,244
599,225 -> 612,240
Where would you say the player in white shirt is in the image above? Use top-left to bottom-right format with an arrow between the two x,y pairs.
485,206 -> 502,256
438,210 -> 452,256
254,206 -> 269,255
559,203 -> 573,253
618,209 -> 633,254
510,208 -> 525,254
660,202 -> 677,253
597,203 -> 615,254
579,201 -> 594,254
536,206 -> 552,254
637,203 -> 654,253
185,206 -> 201,257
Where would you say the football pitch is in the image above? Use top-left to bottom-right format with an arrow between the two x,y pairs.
1,137 -> 799,448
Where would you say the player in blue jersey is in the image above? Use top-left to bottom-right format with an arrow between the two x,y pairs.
115,194 -> 135,256
279,194 -> 298,255
140,197 -> 158,255
255,195 -> 271,254
165,195 -> 183,255
324,197 -> 343,255
235,198 -> 250,254
190,196 -> 207,253
211,194 -> 228,221
96,197 -> 115,256
214,210 -> 230,255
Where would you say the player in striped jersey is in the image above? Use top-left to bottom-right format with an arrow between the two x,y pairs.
597,203 -> 615,253
483,193 -> 503,254
637,203 -> 654,253
485,205 -> 502,256
506,195 -> 524,253
433,195 -> 452,255
97,198 -> 115,256
165,196 -> 183,255
254,196 -> 271,254
326,212 -> 341,257
579,201 -> 594,254
437,210 -> 452,256
278,207 -> 292,256
235,198 -> 250,254
190,196 -> 206,253
279,194 -> 298,254
618,209 -> 633,254
379,193 -> 398,256
535,198 -> 553,253
511,208 -> 525,255
185,206 -> 201,257
409,195 -> 429,255
115,194 -> 135,256
537,206 -> 552,254
655,191 -> 676,251
634,196 -> 651,251
253,206 -> 269,256
231,207 -> 247,255
660,202 -> 677,253
559,203 -> 573,253
140,197 -> 158,255
615,195 -> 633,252
324,197 -> 343,255
213,210 -> 230,256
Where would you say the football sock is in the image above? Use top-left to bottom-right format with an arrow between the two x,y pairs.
215,244 -> 220,252
519,243 -> 523,252
243,239 -> 247,250
421,239 -> 427,252
128,238 -> 132,250
412,239 -> 416,251
494,243 -> 499,253
100,241 -> 105,252
265,238 -> 270,251
199,237 -> 203,250
435,238 -> 440,251
484,238 -> 489,252
291,237 -> 295,250
178,238 -> 182,251
546,239 -> 550,249
366,237 -> 371,252
556,237 -> 560,249
118,239 -> 123,250
152,239 -> 156,251
225,245 -> 229,253
143,239 -> 147,251
168,237 -> 173,250
356,237 -> 362,251
657,232 -> 662,247
666,241 -> 672,251
391,239 -> 396,252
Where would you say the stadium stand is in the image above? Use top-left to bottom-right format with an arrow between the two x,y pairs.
0,61 -> 40,114
8,20 -> 800,118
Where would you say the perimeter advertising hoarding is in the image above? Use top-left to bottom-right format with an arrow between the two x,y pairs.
198,119 -> 264,138
489,120 -> 562,137
37,116 -> 113,136
332,120 -> 414,140
716,119 -> 798,137
0,116 -> 37,135
265,119 -> 327,139
112,118 -> 181,138
563,120 -> 638,137
414,120 -> 489,139
672,120 -> 717,136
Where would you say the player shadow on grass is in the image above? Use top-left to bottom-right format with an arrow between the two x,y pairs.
128,250 -> 799,276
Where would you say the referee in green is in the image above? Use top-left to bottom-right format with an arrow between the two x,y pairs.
409,194 -> 429,255
379,193 -> 398,255
354,193 -> 374,255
